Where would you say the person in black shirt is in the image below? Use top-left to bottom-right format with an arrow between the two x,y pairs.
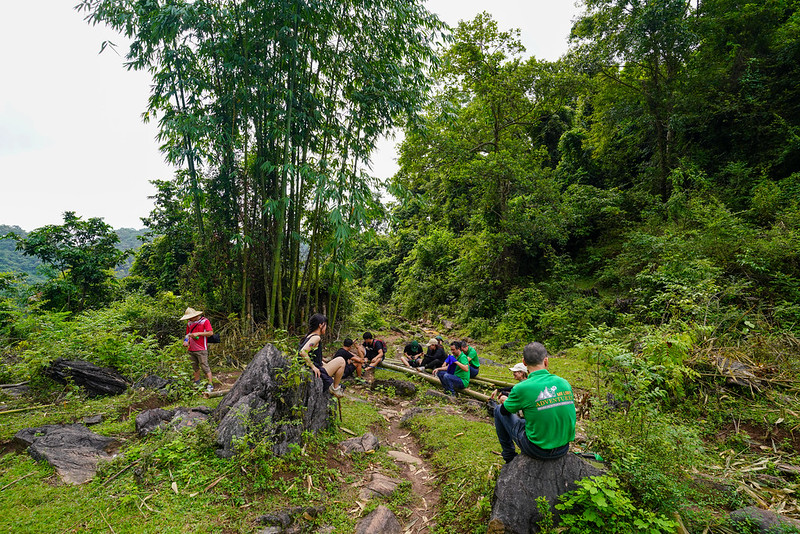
298,313 -> 346,397
418,338 -> 446,371
400,340 -> 424,367
334,338 -> 365,379
362,331 -> 387,373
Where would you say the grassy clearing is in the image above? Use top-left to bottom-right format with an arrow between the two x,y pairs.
0,384 -> 389,534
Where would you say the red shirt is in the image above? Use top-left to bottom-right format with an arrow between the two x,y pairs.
186,318 -> 212,351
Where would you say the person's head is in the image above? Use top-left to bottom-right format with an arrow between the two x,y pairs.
410,340 -> 420,351
343,338 -> 354,348
449,340 -> 461,356
180,307 -> 203,322
460,341 -> 469,351
435,335 -> 444,346
509,362 -> 529,381
363,332 -> 374,345
309,313 -> 328,334
522,342 -> 548,368
427,338 -> 438,350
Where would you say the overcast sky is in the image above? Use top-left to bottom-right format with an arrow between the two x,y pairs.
0,1 -> 582,232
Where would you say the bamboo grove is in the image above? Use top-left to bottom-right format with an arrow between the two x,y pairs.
77,0 -> 446,330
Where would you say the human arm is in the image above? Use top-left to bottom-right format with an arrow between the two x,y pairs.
298,335 -> 322,378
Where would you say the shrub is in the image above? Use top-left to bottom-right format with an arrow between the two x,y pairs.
556,475 -> 677,533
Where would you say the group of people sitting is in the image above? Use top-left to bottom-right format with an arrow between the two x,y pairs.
297,314 -> 390,397
399,337 -> 480,396
297,314 -> 576,465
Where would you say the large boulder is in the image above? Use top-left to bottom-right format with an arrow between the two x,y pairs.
730,506 -> 800,534
214,343 -> 331,457
14,424 -> 118,484
43,359 -> 127,396
488,453 -> 603,534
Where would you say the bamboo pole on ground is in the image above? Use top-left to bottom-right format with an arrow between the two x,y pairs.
380,361 -> 491,402
384,359 -> 516,389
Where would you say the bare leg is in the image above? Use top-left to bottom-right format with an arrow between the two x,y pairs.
323,356 -> 346,388
400,356 -> 410,367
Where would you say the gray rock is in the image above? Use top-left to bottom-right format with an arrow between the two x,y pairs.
14,424 -> 118,484
257,506 -> 325,528
214,344 -> 332,458
489,453 -> 603,534
341,433 -> 380,454
355,505 -> 402,534
133,374 -> 175,393
730,506 -> 800,534
359,473 -> 403,499
372,379 -> 417,397
135,407 -> 211,437
81,415 -> 104,426
44,359 -> 127,396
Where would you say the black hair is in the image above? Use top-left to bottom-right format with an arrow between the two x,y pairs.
309,313 -> 328,333
522,342 -> 548,366
363,331 -> 373,340
449,340 -> 460,348
343,338 -> 354,347
460,341 -> 468,350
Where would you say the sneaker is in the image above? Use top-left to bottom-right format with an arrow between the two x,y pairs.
206,384 -> 214,392
193,379 -> 202,385
330,385 -> 344,398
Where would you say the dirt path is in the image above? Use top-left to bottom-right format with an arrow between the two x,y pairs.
376,399 -> 441,533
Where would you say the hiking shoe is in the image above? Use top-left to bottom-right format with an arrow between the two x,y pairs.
193,379 -> 202,385
331,385 -> 344,398
206,383 -> 214,392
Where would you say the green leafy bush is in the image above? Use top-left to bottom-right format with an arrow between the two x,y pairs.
556,475 -> 677,533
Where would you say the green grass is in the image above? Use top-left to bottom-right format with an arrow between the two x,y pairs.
404,411 -> 500,534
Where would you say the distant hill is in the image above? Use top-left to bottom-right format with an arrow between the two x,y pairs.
0,225 -> 149,280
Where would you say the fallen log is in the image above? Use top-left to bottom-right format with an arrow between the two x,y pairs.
384,359 -> 516,389
380,361 -> 490,402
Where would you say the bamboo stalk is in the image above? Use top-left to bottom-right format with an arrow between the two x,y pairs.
384,359 -> 516,388
0,404 -> 57,415
380,361 -> 491,402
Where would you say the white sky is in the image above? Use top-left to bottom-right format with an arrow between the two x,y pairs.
0,1 -> 582,232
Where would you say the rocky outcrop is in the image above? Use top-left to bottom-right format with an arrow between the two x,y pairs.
730,506 -> 800,534
135,406 -> 212,437
214,343 -> 332,458
340,433 -> 379,455
14,424 -> 118,484
488,453 -> 603,534
43,359 -> 127,396
133,374 -> 175,394
355,505 -> 402,534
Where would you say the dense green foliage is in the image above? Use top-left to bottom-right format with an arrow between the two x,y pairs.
78,0 -> 447,331
362,5 -> 800,355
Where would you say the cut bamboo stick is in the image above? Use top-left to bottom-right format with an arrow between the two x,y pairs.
380,361 -> 491,402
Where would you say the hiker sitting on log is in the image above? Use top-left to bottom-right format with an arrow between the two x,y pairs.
490,362 -> 529,403
298,313 -> 345,397
461,340 -> 480,379
335,338 -> 365,379
493,342 -> 576,464
400,340 -> 424,367
432,341 -> 470,396
413,338 -> 446,371
361,332 -> 387,373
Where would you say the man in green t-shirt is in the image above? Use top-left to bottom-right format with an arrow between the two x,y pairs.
494,342 -> 576,463
432,341 -> 470,395
460,341 -> 480,379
